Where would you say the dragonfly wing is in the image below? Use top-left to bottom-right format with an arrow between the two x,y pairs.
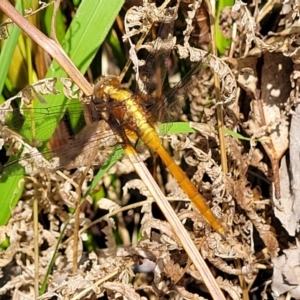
134,15 -> 207,124
52,120 -> 118,170
1,101 -> 118,176
159,61 -> 206,122
137,20 -> 175,104
1,103 -> 86,146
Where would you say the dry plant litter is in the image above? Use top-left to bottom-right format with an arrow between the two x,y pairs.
0,0 -> 299,299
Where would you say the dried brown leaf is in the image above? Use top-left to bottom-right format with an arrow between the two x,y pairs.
273,155 -> 297,235
216,277 -> 243,300
103,281 -> 141,300
242,53 -> 292,199
171,285 -> 207,299
272,244 -> 300,298
290,105 -> 300,225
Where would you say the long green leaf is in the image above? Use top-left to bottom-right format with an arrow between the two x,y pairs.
0,0 -> 24,226
0,0 -> 23,97
0,0 -> 124,225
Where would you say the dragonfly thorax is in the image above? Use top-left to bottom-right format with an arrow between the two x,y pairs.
94,76 -> 155,140
94,75 -> 121,100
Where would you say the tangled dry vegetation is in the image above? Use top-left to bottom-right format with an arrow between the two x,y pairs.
0,0 -> 300,299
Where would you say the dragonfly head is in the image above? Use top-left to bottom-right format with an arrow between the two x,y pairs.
94,76 -> 121,100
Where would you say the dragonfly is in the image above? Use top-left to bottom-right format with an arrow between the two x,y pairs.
0,23 -> 224,237
93,75 -> 225,235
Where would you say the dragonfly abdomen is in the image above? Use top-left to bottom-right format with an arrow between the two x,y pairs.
147,131 -> 225,235
122,96 -> 225,235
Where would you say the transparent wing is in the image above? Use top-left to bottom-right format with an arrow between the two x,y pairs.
160,60 -> 206,122
136,20 -> 175,104
131,14 -> 206,126
0,102 -> 119,177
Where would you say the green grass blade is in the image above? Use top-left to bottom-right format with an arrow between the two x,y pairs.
159,122 -> 196,135
0,0 -> 23,99
215,0 -> 234,54
0,0 -> 124,226
159,121 -> 253,141
82,145 -> 124,199
23,0 -> 124,143
0,0 -> 24,226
